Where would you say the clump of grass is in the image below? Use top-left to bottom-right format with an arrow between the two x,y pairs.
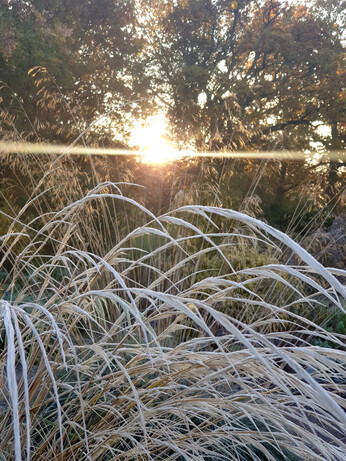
0,182 -> 345,460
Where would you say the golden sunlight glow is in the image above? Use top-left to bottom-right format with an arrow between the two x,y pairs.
129,114 -> 181,164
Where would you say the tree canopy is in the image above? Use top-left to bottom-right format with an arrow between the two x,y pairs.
0,0 -> 149,144
136,0 -> 344,152
1,0 -> 344,146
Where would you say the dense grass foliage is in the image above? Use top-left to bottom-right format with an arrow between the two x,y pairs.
0,180 -> 345,460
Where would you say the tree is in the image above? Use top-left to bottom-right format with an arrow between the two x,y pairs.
138,0 -> 344,150
0,0 -> 148,144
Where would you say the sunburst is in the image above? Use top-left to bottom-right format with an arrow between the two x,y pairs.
130,114 -> 180,164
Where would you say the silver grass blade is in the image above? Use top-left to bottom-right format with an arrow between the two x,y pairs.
0,301 -> 22,461
11,313 -> 31,461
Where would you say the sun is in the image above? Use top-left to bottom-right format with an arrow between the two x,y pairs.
129,114 -> 180,164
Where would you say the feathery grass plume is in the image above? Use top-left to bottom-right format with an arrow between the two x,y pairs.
0,183 -> 345,460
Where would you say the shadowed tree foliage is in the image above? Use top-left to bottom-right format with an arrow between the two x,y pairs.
0,0 -> 150,144
137,0 -> 344,151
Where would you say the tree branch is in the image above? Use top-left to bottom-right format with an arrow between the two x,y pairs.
261,118 -> 311,135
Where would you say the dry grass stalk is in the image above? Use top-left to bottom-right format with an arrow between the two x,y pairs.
0,183 -> 345,460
